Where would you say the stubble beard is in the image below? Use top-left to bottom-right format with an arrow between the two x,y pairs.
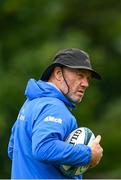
61,82 -> 84,103
67,93 -> 84,104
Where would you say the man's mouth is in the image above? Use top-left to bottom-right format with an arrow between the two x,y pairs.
77,90 -> 84,96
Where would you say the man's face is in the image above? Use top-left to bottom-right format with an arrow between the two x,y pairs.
62,67 -> 92,103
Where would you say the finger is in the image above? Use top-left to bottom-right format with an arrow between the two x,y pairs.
94,135 -> 101,144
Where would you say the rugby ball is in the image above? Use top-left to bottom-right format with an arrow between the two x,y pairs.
60,127 -> 95,177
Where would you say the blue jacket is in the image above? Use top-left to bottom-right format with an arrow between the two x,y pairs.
8,79 -> 91,179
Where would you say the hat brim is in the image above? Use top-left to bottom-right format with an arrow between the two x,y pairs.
41,63 -> 101,81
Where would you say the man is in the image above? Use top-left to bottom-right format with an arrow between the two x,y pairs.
8,48 -> 103,179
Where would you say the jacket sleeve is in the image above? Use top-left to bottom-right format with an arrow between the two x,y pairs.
32,103 -> 92,167
8,122 -> 16,160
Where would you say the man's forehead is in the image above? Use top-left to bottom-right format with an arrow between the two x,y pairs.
77,69 -> 92,78
78,69 -> 91,74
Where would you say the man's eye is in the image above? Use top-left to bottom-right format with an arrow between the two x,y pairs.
87,76 -> 92,83
78,73 -> 83,77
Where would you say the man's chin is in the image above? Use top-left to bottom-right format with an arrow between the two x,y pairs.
71,96 -> 83,104
78,97 -> 83,103
77,97 -> 83,103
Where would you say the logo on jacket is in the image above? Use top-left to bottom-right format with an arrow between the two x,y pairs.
44,116 -> 62,124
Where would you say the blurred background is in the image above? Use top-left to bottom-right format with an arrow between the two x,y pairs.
0,0 -> 121,178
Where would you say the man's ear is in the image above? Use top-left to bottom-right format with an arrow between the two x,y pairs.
53,67 -> 63,81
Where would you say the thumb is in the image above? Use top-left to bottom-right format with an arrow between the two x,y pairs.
94,135 -> 101,144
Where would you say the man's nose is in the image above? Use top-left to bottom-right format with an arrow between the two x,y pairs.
81,78 -> 89,88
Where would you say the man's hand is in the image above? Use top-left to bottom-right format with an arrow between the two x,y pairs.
88,135 -> 103,168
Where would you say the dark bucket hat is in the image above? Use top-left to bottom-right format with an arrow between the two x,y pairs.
41,48 -> 101,81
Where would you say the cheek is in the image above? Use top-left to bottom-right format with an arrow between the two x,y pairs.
68,79 -> 78,90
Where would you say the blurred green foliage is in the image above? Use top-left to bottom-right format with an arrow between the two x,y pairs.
0,0 -> 121,178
